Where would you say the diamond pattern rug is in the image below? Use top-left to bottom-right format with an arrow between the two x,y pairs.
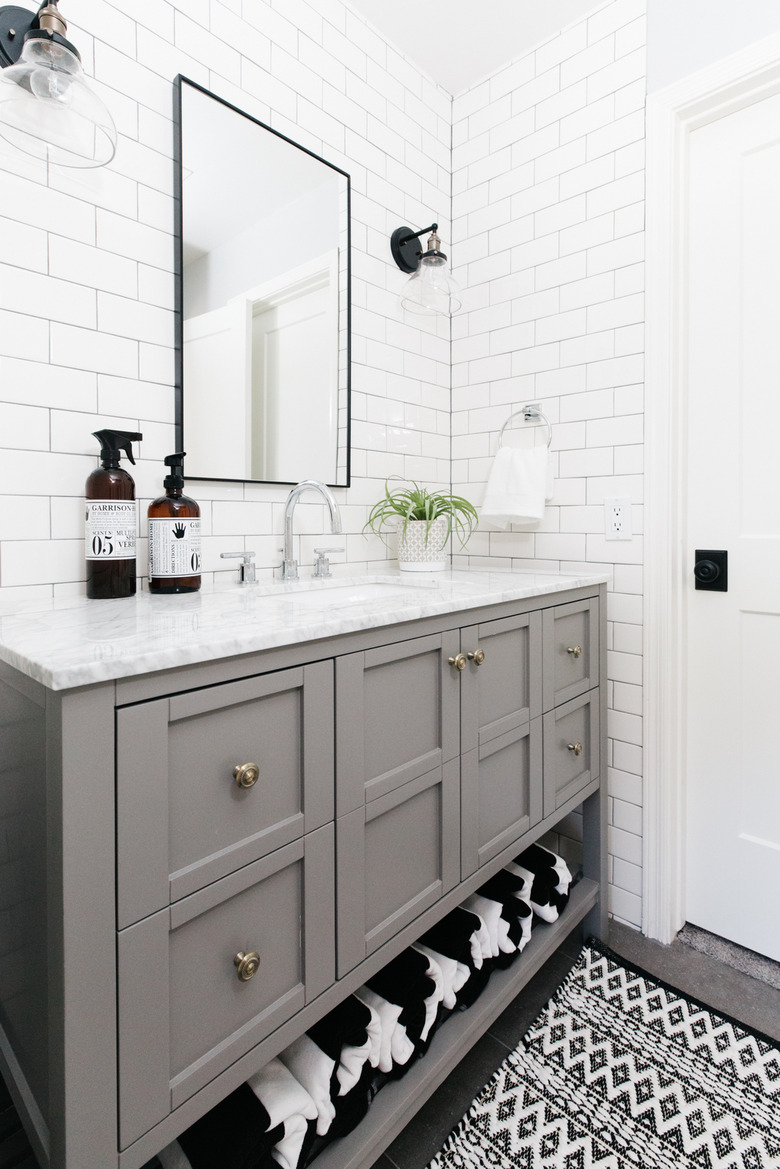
427,941 -> 780,1169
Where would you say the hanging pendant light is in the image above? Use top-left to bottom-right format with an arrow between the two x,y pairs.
390,222 -> 462,316
0,1 -> 116,167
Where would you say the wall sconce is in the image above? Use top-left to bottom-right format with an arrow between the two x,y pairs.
0,1 -> 116,167
390,222 -> 462,316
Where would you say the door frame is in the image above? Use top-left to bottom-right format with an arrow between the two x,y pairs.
644,30 -> 780,943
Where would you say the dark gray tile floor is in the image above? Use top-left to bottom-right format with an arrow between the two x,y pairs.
3,920 -> 779,1169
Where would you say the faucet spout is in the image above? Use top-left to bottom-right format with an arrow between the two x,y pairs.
282,480 -> 342,581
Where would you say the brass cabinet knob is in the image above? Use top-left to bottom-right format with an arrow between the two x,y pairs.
567,741 -> 583,756
467,648 -> 485,666
567,645 -> 583,659
234,950 -> 260,981
448,653 -> 467,672
233,762 -> 260,789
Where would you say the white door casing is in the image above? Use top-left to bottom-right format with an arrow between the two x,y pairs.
644,31 -> 780,947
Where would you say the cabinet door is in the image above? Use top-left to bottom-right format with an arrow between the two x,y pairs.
117,660 -> 333,928
460,613 -> 543,877
336,631 -> 461,816
336,760 -> 459,977
543,690 -> 600,816
542,598 -> 599,711
117,825 -> 334,1148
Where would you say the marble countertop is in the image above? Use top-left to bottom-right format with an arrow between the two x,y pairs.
0,569 -> 609,691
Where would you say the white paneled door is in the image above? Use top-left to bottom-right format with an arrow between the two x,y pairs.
685,92 -> 780,962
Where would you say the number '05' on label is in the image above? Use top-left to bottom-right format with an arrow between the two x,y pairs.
148,518 -> 202,578
85,501 -> 137,560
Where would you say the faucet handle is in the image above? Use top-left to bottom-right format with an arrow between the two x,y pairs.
313,547 -> 345,579
220,550 -> 257,584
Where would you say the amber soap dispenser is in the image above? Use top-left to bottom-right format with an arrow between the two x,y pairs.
85,429 -> 143,599
147,452 -> 201,593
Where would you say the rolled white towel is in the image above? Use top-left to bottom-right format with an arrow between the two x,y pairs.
247,1057 -> 318,1169
277,1035 -> 336,1137
413,943 -> 470,1011
354,986 -> 403,1074
337,999 -> 381,1094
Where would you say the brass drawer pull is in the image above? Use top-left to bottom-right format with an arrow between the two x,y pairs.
233,762 -> 260,789
567,741 -> 583,756
567,645 -> 583,659
467,648 -> 485,666
234,950 -> 260,981
448,653 -> 467,672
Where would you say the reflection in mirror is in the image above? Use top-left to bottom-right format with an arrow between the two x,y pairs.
175,77 -> 351,486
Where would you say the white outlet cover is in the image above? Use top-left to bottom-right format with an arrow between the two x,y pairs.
604,497 -> 632,541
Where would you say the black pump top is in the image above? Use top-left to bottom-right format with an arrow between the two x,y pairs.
93,429 -> 143,467
164,451 -> 186,490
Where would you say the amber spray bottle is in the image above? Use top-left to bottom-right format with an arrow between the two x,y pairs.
85,429 -> 143,599
147,452 -> 201,593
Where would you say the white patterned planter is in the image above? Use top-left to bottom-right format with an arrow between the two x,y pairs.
397,517 -> 448,571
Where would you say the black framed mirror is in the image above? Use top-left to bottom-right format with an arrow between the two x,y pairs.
174,76 -> 351,486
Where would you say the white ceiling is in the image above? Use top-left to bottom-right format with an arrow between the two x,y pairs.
346,0 -> 601,94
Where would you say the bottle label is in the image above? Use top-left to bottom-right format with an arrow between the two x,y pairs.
85,501 -> 137,561
148,518 -> 202,579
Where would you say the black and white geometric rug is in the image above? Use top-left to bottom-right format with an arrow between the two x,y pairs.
428,941 -> 780,1168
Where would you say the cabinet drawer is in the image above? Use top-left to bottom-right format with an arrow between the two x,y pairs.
461,716 -> 542,878
117,660 -> 334,927
117,826 -> 334,1148
542,598 -> 599,710
543,691 -> 599,816
336,760 -> 459,977
336,632 -> 460,816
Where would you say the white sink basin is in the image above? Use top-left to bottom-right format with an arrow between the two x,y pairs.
284,579 -> 440,608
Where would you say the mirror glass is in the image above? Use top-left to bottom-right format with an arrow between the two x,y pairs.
175,77 -> 351,485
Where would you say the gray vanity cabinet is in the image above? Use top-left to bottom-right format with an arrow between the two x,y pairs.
0,579 -> 608,1169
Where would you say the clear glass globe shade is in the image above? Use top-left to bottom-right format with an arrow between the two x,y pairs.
400,254 -> 462,316
0,38 -> 116,167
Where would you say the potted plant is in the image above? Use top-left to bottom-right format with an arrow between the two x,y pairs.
364,478 -> 478,571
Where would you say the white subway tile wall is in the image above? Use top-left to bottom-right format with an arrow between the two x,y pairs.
451,0 -> 645,926
0,0 -> 452,602
0,0 -> 646,926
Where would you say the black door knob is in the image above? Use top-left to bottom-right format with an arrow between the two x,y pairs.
693,559 -> 720,583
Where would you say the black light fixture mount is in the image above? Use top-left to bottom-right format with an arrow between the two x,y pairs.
0,2 -> 69,66
391,222 -> 442,273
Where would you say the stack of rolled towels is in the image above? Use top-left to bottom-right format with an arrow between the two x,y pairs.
156,843 -> 572,1169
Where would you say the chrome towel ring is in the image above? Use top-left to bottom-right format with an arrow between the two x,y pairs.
498,404 -> 552,449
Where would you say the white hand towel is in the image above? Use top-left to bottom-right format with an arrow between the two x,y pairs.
480,445 -> 550,528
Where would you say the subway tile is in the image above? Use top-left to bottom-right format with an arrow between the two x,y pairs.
0,496 -> 50,541
0,310 -> 49,363
0,403 -> 49,451
50,237 -> 138,298
0,539 -> 84,588
51,324 -> 138,378
609,884 -> 641,926
0,357 -> 97,410
0,171 -> 95,243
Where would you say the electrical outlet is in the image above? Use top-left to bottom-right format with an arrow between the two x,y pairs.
604,497 -> 632,541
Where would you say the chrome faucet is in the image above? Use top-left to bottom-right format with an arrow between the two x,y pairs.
282,480 -> 342,581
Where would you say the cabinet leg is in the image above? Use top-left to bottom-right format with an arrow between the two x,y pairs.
581,786 -> 608,941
